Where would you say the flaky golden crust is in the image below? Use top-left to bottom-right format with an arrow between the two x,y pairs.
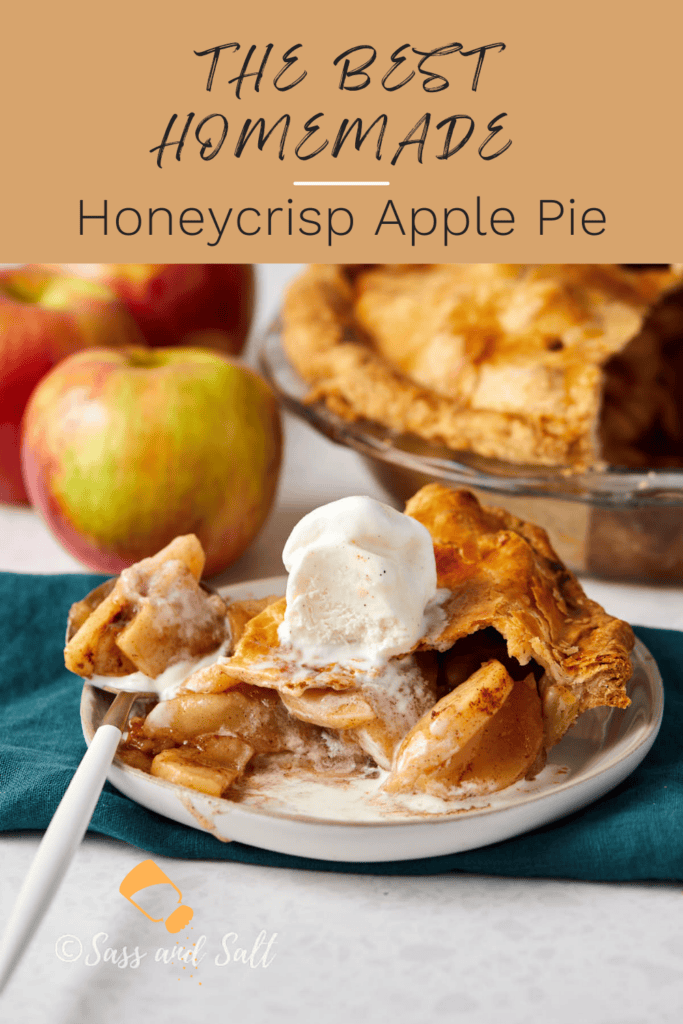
407,484 -> 633,744
226,596 -> 278,650
282,264 -> 683,468
217,598 -> 364,694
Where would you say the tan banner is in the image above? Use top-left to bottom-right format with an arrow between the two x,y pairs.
3,0 -> 681,260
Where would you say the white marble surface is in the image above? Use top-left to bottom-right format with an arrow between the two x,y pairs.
1,265 -> 682,1022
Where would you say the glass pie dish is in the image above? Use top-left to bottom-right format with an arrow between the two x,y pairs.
259,320 -> 683,583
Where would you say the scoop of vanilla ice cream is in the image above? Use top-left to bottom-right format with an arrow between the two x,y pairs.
278,496 -> 438,668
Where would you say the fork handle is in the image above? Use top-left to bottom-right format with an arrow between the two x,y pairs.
0,691 -> 136,992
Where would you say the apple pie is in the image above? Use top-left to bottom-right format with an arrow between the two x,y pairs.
281,264 -> 683,469
68,486 -> 635,804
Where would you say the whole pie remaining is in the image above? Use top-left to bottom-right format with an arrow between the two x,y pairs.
68,485 -> 635,806
281,264 -> 683,469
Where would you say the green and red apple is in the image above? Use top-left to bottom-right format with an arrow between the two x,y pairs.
21,347 -> 282,576
0,266 -> 144,505
46,264 -> 255,353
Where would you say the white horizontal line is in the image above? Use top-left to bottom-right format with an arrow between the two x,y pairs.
292,181 -> 390,186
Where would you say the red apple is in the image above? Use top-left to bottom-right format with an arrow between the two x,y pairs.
21,346 -> 282,576
47,264 -> 255,352
0,267 -> 145,505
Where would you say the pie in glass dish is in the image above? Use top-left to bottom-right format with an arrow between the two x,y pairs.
281,264 -> 683,470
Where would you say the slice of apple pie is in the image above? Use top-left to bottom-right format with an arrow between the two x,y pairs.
208,484 -> 632,796
83,487 -> 634,803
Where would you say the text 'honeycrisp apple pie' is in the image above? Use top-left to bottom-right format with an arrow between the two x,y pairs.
282,264 -> 683,469
66,486 -> 634,807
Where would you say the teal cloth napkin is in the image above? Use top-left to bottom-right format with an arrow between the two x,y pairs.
1,571 -> 681,879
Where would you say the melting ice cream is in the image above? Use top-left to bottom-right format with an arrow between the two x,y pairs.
277,496 -> 441,668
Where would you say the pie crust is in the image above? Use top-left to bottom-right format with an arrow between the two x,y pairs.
281,264 -> 683,468
406,484 -> 633,749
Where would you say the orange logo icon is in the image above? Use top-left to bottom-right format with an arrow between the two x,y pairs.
119,860 -> 194,933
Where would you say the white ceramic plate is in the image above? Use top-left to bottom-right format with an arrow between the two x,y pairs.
81,577 -> 664,863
